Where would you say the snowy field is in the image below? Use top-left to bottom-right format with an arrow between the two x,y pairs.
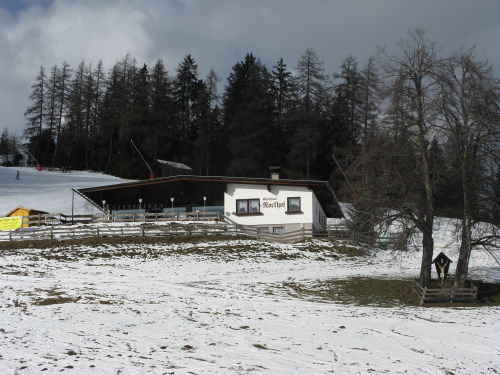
0,239 -> 498,374
0,166 -> 499,374
0,166 -> 129,215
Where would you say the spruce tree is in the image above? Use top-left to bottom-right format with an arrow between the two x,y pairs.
148,59 -> 173,162
173,55 -> 208,169
51,61 -> 71,167
223,53 -> 274,177
288,48 -> 329,178
24,66 -> 46,163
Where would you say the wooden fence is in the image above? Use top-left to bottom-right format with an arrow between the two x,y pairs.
2,213 -> 405,246
0,222 -> 316,243
0,223 -> 233,242
413,280 -> 478,304
11,211 -> 223,227
320,224 -> 406,248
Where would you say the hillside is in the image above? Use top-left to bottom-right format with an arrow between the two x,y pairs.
0,166 -> 129,216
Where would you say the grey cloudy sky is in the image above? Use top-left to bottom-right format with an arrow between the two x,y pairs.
1,0 -> 499,135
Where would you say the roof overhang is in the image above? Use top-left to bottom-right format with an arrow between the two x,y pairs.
77,175 -> 344,217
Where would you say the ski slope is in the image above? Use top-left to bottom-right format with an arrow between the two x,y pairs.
0,166 -> 130,216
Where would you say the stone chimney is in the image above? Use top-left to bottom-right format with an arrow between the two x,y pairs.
269,166 -> 281,180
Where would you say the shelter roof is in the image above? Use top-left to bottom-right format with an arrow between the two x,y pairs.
77,175 -> 343,217
4,206 -> 48,217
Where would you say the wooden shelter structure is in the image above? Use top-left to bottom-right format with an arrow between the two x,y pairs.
4,206 -> 49,228
76,175 -> 343,220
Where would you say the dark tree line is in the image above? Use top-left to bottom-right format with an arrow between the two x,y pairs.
21,49 -> 381,183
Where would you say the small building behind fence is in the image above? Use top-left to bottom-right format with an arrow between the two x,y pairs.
4,206 -> 49,228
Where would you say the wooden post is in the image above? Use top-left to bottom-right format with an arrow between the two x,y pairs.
9,230 -> 12,241
142,226 -> 145,237
38,214 -> 41,226
96,228 -> 100,238
50,228 -> 54,240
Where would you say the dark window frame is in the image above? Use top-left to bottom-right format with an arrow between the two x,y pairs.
286,197 -> 302,213
236,198 -> 261,215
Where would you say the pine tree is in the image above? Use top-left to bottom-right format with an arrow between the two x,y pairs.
172,55 -> 208,169
44,65 -> 59,138
87,60 -> 106,169
0,128 -> 9,161
333,55 -> 364,148
288,48 -> 329,178
51,61 -> 71,167
98,55 -> 138,176
360,56 -> 380,142
272,58 -> 295,132
270,58 -> 295,171
223,53 -> 274,177
24,66 -> 46,163
61,61 -> 88,169
148,59 -> 173,162
198,69 -> 219,175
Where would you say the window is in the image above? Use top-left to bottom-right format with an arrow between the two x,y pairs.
236,199 -> 260,214
287,197 -> 301,213
273,226 -> 285,235
257,227 -> 269,234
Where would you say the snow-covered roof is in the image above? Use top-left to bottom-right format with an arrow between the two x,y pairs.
156,159 -> 192,170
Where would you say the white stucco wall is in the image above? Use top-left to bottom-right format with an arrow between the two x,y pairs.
224,183 -> 316,227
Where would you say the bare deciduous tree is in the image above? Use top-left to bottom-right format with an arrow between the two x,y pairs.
378,29 -> 443,287
437,48 -> 500,287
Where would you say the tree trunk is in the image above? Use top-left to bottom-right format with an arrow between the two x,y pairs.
415,80 -> 435,287
455,160 -> 472,287
419,223 -> 434,287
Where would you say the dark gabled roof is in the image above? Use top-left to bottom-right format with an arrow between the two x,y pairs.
77,175 -> 344,217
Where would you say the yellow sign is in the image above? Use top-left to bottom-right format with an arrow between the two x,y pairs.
0,216 -> 22,231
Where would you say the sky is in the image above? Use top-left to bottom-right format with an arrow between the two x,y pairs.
0,0 -> 499,136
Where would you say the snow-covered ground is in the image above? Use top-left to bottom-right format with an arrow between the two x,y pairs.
0,166 -> 499,374
0,240 -> 498,374
0,166 -> 129,216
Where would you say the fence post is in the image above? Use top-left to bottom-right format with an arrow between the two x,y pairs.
96,228 -> 100,238
50,228 -> 54,240
121,227 -> 124,237
142,226 -> 145,237
38,214 -> 41,226
9,230 -> 12,241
